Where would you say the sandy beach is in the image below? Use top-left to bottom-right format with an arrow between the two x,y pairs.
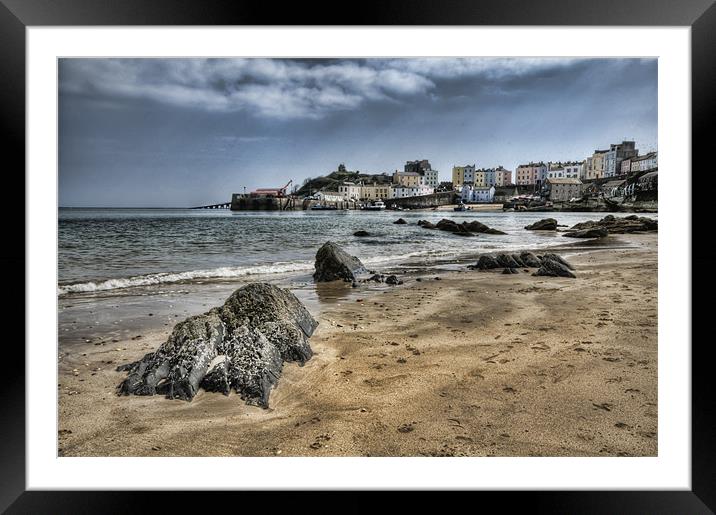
58,232 -> 657,457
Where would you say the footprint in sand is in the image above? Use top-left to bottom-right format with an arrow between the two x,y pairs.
397,422 -> 416,433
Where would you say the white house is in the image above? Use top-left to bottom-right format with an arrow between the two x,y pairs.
423,169 -> 440,188
390,184 -> 434,198
337,181 -> 362,200
460,185 -> 495,203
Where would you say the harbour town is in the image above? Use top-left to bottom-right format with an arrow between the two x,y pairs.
215,139 -> 657,213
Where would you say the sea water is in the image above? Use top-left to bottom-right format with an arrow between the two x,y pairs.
58,208 -> 656,346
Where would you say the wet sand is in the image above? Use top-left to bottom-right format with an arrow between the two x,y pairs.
58,233 -> 657,457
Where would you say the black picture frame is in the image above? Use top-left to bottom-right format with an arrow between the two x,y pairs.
2,0 -> 712,512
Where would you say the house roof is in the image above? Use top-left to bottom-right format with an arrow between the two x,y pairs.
547,178 -> 582,185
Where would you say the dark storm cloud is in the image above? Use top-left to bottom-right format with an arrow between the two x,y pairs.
58,58 -> 657,207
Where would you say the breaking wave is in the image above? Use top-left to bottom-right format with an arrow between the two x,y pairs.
58,261 -> 315,295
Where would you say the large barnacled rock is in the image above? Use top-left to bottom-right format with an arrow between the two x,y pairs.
533,256 -> 576,278
563,227 -> 609,238
214,283 -> 317,363
524,218 -> 558,231
117,312 -> 225,400
118,283 -> 318,407
313,241 -> 367,282
213,326 -> 284,407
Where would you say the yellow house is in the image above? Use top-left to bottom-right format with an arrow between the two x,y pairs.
452,165 -> 475,187
473,169 -> 486,187
587,150 -> 608,180
392,171 -> 423,188
360,182 -> 391,200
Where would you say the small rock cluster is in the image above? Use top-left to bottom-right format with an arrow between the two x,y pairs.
564,214 -> 657,237
417,218 -> 506,236
468,252 -> 576,278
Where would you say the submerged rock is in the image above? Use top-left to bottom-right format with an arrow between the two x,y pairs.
117,283 -> 318,407
524,218 -> 558,231
353,230 -> 370,237
393,218 -> 407,224
313,241 -> 367,282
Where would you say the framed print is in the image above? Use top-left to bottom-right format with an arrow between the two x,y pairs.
3,0 -> 713,512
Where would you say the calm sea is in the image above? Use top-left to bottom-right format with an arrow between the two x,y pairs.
59,208 -> 653,296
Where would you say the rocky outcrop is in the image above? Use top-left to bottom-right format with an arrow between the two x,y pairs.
353,230 -> 370,237
533,255 -> 576,278
393,218 -> 407,224
313,241 -> 368,282
541,253 -> 574,270
468,253 -> 528,270
524,218 -> 558,231
468,255 -> 500,270
567,215 -> 657,234
418,218 -> 506,236
519,252 -> 542,268
117,283 -> 318,407
496,253 -> 522,269
385,275 -> 403,285
562,227 -> 609,238
468,251 -> 575,278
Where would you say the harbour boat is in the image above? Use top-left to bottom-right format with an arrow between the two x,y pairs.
453,201 -> 471,212
363,200 -> 386,211
310,203 -> 338,210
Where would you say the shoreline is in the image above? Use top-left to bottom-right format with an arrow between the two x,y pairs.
58,232 -> 657,457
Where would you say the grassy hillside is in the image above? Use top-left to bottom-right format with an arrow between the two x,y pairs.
295,169 -> 392,197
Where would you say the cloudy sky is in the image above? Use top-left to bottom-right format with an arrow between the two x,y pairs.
59,58 -> 657,207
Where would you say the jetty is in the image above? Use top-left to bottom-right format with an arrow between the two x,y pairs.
191,202 -> 231,209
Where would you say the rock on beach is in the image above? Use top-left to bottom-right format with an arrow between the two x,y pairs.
117,283 -> 318,407
313,241 -> 368,283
